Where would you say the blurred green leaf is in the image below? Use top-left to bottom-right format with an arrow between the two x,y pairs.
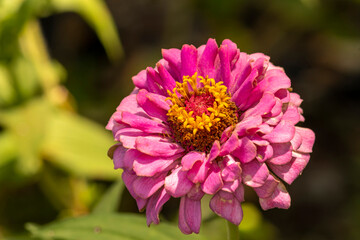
0,63 -> 16,106
26,213 -> 204,240
42,109 -> 118,180
92,178 -> 124,214
0,98 -> 50,175
50,0 -> 123,61
0,131 -> 17,168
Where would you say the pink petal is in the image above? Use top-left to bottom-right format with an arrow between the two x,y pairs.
156,62 -> 176,92
181,44 -> 198,77
256,144 -> 273,162
221,155 -> 241,182
262,69 -> 291,94
210,191 -> 243,225
222,179 -> 240,193
290,129 -> 302,150
122,171 -> 147,210
179,197 -> 201,234
282,105 -> 300,125
181,151 -> 205,170
132,174 -> 166,199
135,136 -> 184,157
133,150 -> 181,177
146,67 -> 165,95
242,160 -> 269,188
113,89 -> 144,115
165,167 -> 194,197
208,141 -> 221,162
136,89 -> 169,122
232,137 -> 257,164
259,182 -> 291,210
114,111 -> 169,134
112,145 -> 127,169
253,174 -> 279,198
243,92 -> 276,118
162,48 -> 181,81
218,39 -> 238,87
146,188 -> 170,225
268,153 -> 310,184
263,120 -> 295,143
219,133 -> 239,156
116,128 -> 153,149
187,159 -> 210,183
235,115 -> 262,137
289,92 -> 303,106
132,70 -> 148,90
295,127 -> 315,153
202,164 -> 223,194
267,143 -> 293,165
198,38 -> 218,78
231,52 -> 251,94
232,68 -> 258,110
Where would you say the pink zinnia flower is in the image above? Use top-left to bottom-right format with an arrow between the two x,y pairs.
106,39 -> 315,234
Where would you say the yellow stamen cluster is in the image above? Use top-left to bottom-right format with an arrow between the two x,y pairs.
167,73 -> 231,135
166,72 -> 239,152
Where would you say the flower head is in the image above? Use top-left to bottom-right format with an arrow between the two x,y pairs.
106,39 -> 315,234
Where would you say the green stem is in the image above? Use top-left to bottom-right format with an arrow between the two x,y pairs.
226,220 -> 240,240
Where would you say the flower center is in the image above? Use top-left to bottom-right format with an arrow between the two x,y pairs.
166,73 -> 239,153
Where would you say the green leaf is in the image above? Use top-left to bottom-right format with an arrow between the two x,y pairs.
0,63 -> 16,106
0,98 -> 50,175
92,178 -> 124,214
0,130 -> 17,168
42,109 -> 119,180
50,0 -> 123,61
26,213 -> 204,240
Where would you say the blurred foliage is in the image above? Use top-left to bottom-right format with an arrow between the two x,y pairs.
1,0 -> 360,239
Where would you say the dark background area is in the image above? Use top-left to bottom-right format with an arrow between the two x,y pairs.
1,0 -> 359,239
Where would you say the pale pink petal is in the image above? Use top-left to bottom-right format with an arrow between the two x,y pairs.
242,160 -> 269,188
222,179 -> 240,193
165,167 -> 194,197
268,153 -> 310,184
290,129 -> 302,150
259,182 -> 291,210
263,120 -> 295,143
295,127 -> 315,153
210,191 -> 243,225
135,136 -> 184,157
267,143 -> 293,165
253,174 -> 279,198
